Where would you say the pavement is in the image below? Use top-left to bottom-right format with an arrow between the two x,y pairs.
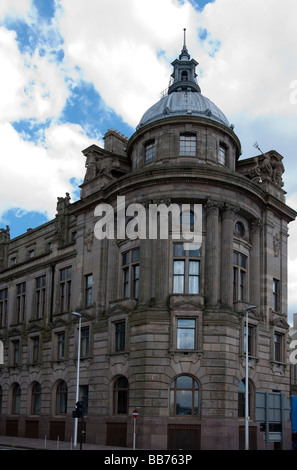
0,435 -> 131,451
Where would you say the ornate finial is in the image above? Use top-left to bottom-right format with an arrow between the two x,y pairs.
179,28 -> 190,60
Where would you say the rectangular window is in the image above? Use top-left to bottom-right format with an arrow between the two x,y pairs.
180,134 -> 196,156
59,267 -> 72,313
16,282 -> 26,323
12,340 -> 20,365
115,321 -> 126,352
173,260 -> 185,293
233,252 -> 247,301
273,279 -> 280,312
145,140 -> 155,163
173,243 -> 200,294
0,288 -> 8,327
32,336 -> 40,363
219,143 -> 227,164
177,319 -> 196,349
247,325 -> 256,357
274,332 -> 283,362
122,248 -> 140,299
85,274 -> 93,307
81,327 -> 90,357
57,332 -> 65,360
35,275 -> 46,319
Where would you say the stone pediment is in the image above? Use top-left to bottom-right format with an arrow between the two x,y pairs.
169,295 -> 204,311
8,327 -> 22,337
271,315 -> 290,330
27,322 -> 43,333
107,299 -> 137,317
51,318 -> 68,329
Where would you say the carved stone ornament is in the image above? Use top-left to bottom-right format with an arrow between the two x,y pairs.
248,153 -> 284,187
84,150 -> 120,184
84,228 -> 94,251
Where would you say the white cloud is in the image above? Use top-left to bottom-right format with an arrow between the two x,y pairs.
0,27 -> 69,123
198,0 -> 297,119
59,0 -> 200,127
0,0 -> 31,19
0,122 -> 93,219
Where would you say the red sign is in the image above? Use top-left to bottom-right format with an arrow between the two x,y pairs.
132,409 -> 139,419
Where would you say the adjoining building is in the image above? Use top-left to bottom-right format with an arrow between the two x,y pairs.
0,35 -> 296,450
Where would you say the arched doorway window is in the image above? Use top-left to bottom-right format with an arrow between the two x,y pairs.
113,376 -> 129,415
56,380 -> 67,414
31,382 -> 41,415
12,383 -> 21,414
170,375 -> 199,416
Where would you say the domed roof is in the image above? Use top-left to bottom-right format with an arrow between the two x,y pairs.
137,30 -> 230,130
137,91 -> 230,129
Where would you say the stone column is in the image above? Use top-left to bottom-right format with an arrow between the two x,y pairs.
155,238 -> 169,307
205,200 -> 221,307
138,238 -> 152,307
221,204 -> 238,308
250,219 -> 261,309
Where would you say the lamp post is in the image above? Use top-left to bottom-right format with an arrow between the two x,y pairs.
245,305 -> 257,451
72,311 -> 82,448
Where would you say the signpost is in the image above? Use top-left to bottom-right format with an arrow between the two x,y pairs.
132,409 -> 139,450
256,392 -> 290,449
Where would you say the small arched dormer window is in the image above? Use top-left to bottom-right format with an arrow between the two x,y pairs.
181,70 -> 188,81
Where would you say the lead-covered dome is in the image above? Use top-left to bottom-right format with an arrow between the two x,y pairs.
137,91 -> 230,128
137,29 -> 230,130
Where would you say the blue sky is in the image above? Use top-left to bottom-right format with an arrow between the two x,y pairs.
0,0 -> 297,318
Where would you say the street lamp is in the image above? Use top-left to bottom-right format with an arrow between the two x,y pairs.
72,311 -> 82,448
245,305 -> 257,451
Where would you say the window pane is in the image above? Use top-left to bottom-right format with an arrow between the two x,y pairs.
180,134 -> 196,156
174,243 -> 185,257
174,260 -> 184,274
174,276 -> 184,294
122,252 -> 129,265
189,276 -> 199,294
176,375 -> 193,388
176,390 -> 192,415
177,319 -> 195,349
145,140 -> 155,163
132,248 -> 140,262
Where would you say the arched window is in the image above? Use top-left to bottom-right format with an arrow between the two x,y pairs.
113,376 -> 129,415
170,375 -> 199,416
56,380 -> 67,414
31,382 -> 41,415
181,71 -> 188,81
12,383 -> 21,414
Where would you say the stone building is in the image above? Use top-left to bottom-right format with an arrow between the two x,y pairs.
0,36 -> 296,450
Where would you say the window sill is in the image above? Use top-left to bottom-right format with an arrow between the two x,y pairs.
170,350 -> 202,364
271,360 -> 287,376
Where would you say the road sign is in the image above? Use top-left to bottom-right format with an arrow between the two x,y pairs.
132,409 -> 139,419
256,392 -> 290,446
